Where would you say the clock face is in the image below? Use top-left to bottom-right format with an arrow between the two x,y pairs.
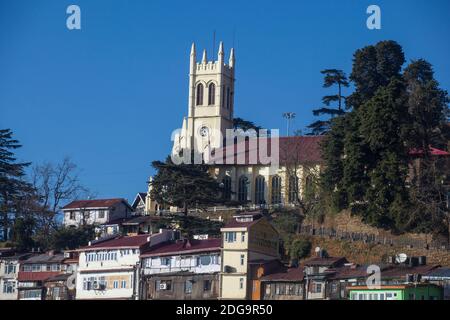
199,126 -> 209,137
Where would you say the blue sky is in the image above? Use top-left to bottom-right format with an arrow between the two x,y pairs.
1,0 -> 449,203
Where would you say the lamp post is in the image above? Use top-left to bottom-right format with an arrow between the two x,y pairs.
282,112 -> 296,136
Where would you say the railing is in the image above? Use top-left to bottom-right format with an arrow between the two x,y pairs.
298,225 -> 450,251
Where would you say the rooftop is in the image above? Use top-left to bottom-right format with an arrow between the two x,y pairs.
21,252 -> 65,264
79,234 -> 152,251
210,136 -> 325,165
141,238 -> 221,257
62,198 -> 131,210
303,256 -> 348,267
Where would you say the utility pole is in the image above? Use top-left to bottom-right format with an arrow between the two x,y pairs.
283,112 -> 296,136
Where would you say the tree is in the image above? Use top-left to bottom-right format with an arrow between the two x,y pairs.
150,157 -> 223,215
232,118 -> 261,132
31,157 -> 91,248
308,69 -> 349,135
321,41 -> 413,231
402,59 -> 450,235
0,129 -> 31,241
289,238 -> 312,262
50,225 -> 96,251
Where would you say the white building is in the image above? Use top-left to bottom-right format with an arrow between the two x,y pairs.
0,251 -> 31,300
145,42 -> 324,214
62,198 -> 133,228
141,238 -> 221,300
75,230 -> 175,300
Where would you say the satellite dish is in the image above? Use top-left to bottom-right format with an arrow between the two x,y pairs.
315,247 -> 321,253
395,253 -> 408,264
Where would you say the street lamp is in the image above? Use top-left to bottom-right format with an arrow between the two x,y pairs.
283,112 -> 296,136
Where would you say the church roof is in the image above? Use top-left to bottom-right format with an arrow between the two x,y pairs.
209,136 -> 325,166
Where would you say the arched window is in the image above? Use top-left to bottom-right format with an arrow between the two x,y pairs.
222,176 -> 232,201
271,175 -> 282,204
196,83 -> 204,106
288,175 -> 299,203
208,83 -> 215,105
255,176 -> 265,205
238,176 -> 248,202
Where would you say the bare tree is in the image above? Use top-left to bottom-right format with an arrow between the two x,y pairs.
31,157 -> 93,230
280,138 -> 324,231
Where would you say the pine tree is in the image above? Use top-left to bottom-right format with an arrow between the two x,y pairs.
307,69 -> 349,135
0,129 -> 31,240
150,157 -> 223,215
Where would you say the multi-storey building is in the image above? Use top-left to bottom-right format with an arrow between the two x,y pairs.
220,212 -> 280,299
0,251 -> 31,300
141,238 -> 221,300
17,251 -> 67,300
62,198 -> 133,228
75,230 -> 175,300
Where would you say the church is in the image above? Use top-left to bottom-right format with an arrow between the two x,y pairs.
145,42 -> 324,213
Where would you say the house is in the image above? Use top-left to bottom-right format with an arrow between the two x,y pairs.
348,283 -> 443,300
423,267 -> 450,300
220,212 -> 280,299
253,260 -> 303,300
62,198 -> 133,228
131,192 -> 148,215
43,251 -> 79,300
75,230 -> 175,300
302,255 -> 348,300
0,251 -> 31,300
98,215 -> 161,237
141,238 -> 221,300
17,251 -> 66,300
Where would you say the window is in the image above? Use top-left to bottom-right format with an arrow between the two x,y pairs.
271,175 -> 282,204
198,255 -> 212,266
23,265 -> 32,272
69,211 -> 75,220
5,264 -> 16,274
226,87 -> 231,109
208,83 -> 215,105
314,283 -> 322,293
225,232 -> 237,243
288,175 -> 299,203
238,176 -> 248,202
241,232 -> 245,242
240,254 -> 245,266
239,278 -> 244,290
203,280 -> 212,292
113,281 -> 119,289
121,280 -> 127,289
51,264 -> 60,272
32,264 -> 41,272
185,280 -> 193,294
98,210 -> 105,219
255,176 -> 265,205
196,83 -> 204,106
265,284 -> 271,296
161,257 -> 170,266
2,280 -> 15,294
222,176 -> 232,201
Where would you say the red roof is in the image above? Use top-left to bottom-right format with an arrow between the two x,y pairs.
409,146 -> 450,157
261,266 -> 304,282
141,238 -> 221,257
79,234 -> 151,251
210,136 -> 325,165
18,271 -> 61,282
62,198 -> 130,210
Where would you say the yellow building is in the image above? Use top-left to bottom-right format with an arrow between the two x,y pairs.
220,212 -> 280,299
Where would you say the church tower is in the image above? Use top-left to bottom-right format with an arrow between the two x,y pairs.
174,41 -> 235,162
